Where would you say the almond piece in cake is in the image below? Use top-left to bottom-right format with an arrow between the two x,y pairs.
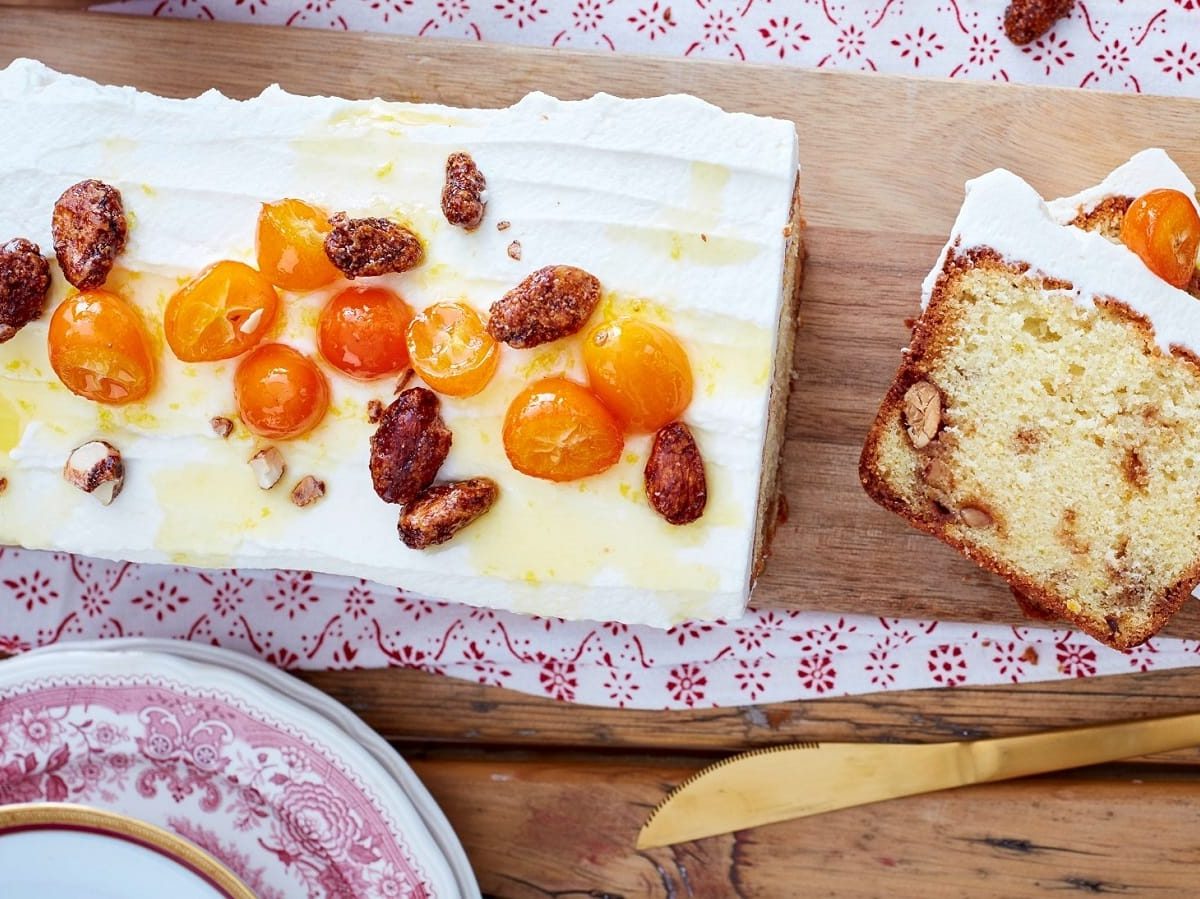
861,150 -> 1200,649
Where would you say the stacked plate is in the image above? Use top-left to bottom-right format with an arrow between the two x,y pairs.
0,639 -> 479,898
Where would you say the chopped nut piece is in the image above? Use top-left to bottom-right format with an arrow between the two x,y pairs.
903,380 -> 942,449
921,455 -> 955,508
921,457 -> 954,493
0,476 -> 7,496
1003,0 -> 1072,45
323,212 -> 423,278
0,237 -> 51,343
210,416 -> 234,439
507,240 -> 522,261
51,179 -> 127,289
394,368 -> 415,395
486,264 -> 601,348
960,506 -> 994,529
370,387 -> 453,505
249,446 -> 286,490
644,422 -> 707,525
290,475 -> 326,507
366,399 -> 384,424
496,220 -> 511,232
441,151 -> 487,230
399,477 -> 499,549
63,440 -> 124,505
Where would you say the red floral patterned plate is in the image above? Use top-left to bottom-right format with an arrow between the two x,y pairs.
0,645 -> 479,898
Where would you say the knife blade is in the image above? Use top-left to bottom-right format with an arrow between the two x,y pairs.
637,712 -> 1200,848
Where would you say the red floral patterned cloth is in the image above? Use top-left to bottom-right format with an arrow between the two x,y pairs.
95,0 -> 1200,94
8,0 -> 1200,707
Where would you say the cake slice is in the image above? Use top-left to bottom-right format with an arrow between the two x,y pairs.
0,60 -> 802,629
861,151 -> 1200,648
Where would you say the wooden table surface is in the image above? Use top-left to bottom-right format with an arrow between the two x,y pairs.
7,7 -> 1200,896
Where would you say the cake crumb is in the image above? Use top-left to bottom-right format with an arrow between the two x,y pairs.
367,399 -> 384,423
701,233 -> 708,243
497,220 -> 511,232
507,240 -> 522,261
0,476 -> 7,496
1019,646 -> 1039,665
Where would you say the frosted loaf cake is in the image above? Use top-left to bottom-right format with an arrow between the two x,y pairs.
0,60 -> 803,628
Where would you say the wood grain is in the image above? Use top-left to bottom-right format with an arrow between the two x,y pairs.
6,9 -> 1200,632
412,755 -> 1200,897
300,664 -> 1200,766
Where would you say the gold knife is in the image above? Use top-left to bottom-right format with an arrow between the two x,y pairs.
637,712 -> 1200,848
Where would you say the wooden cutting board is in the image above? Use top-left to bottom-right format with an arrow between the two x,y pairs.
5,9 -> 1200,635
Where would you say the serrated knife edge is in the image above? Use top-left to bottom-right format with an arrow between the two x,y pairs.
637,713 -> 1200,849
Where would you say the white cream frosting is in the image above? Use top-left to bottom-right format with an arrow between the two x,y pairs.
1046,148 -> 1199,224
920,150 -> 1200,361
0,59 -> 799,627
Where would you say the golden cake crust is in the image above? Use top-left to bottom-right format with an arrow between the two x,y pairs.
751,174 -> 806,584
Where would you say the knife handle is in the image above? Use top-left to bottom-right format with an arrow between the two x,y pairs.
969,711 -> 1200,783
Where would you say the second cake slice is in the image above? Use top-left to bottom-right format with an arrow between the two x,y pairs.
861,151 -> 1200,648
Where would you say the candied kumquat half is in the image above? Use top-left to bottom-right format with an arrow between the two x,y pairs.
235,343 -> 329,440
164,260 -> 279,362
406,301 -> 499,397
503,377 -> 623,482
256,198 -> 341,291
317,286 -> 413,380
48,289 -> 155,404
582,317 -> 693,433
1120,188 -> 1200,289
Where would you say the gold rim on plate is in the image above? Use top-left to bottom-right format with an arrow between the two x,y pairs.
0,802 -> 256,899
